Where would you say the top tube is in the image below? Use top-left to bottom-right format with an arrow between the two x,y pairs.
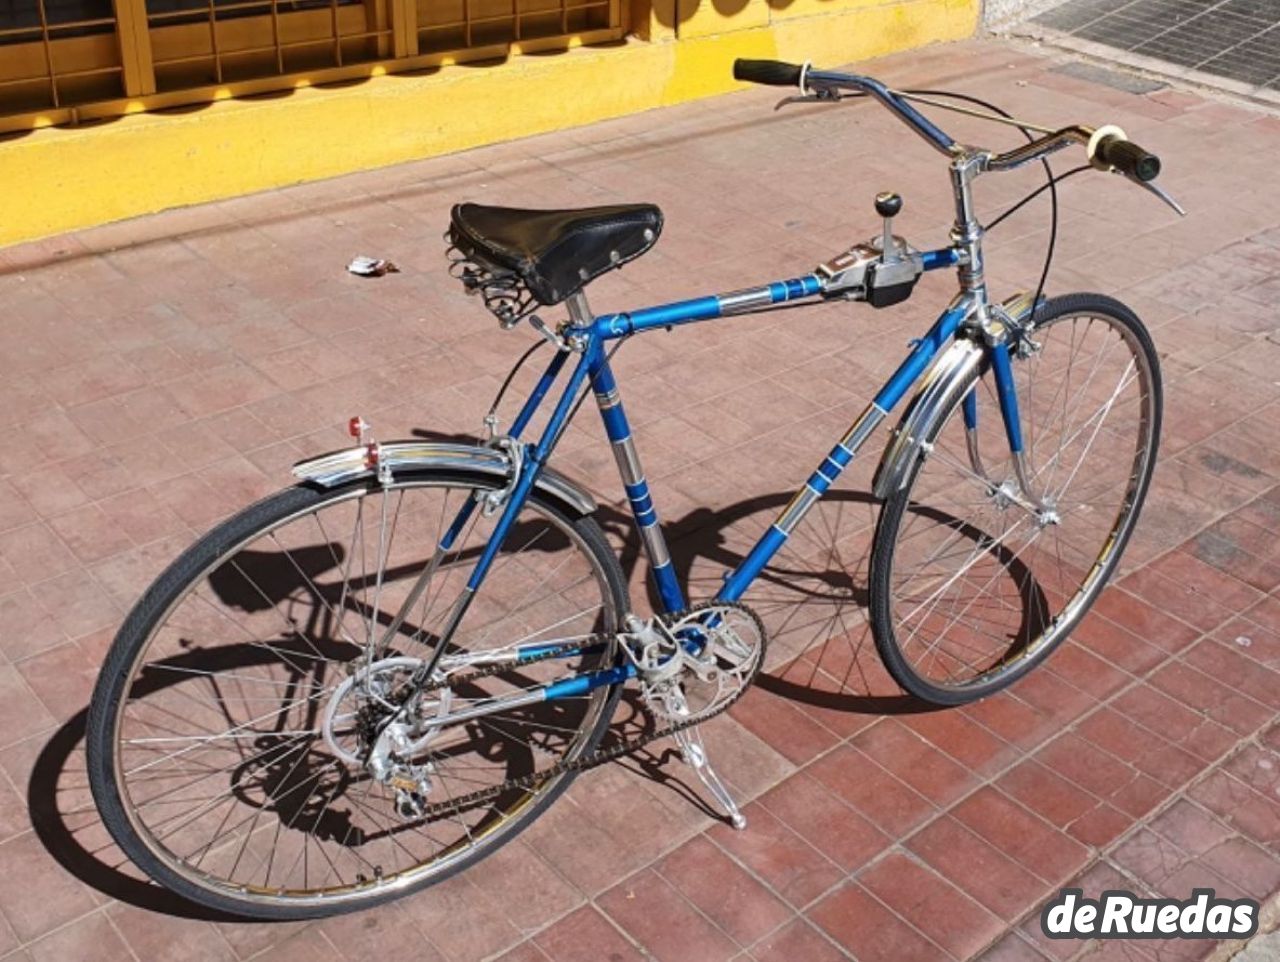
805,69 -> 957,155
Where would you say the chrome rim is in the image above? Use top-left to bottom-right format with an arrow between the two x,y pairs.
885,309 -> 1156,691
110,478 -> 618,908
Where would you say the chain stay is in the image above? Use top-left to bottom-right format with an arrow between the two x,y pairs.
413,601 -> 765,821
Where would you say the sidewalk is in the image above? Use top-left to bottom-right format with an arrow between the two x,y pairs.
2,36 -> 1279,962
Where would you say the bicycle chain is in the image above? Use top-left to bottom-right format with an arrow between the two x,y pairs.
410,600 -> 766,821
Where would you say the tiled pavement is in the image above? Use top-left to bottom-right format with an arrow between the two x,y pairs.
2,35 -> 1280,962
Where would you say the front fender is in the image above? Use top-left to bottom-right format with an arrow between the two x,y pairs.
291,441 -> 598,517
871,291 -> 1038,500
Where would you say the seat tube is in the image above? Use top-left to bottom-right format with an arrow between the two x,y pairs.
574,301 -> 685,614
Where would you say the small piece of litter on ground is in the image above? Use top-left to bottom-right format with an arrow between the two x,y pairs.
347,256 -> 400,277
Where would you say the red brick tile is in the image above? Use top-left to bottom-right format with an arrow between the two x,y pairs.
1090,591 -> 1201,655
600,869 -> 739,962
46,503 -> 134,563
1110,771 -> 1172,819
1188,529 -> 1280,593
907,816 -> 1050,922
658,835 -> 792,945
756,772 -> 890,873
1013,667 -> 1098,724
964,692 -> 1060,752
852,718 -> 978,807
1200,837 -> 1280,896
1043,644 -> 1130,703
27,911 -> 133,962
808,744 -> 936,837
998,761 -> 1099,829
859,852 -> 1004,959
106,904 -> 237,962
1073,616 -> 1167,676
462,841 -> 584,936
748,918 -> 843,962
240,928 -> 342,962
976,933 -> 1052,961
0,832 -> 98,941
1131,740 -> 1210,789
1187,769 -> 1280,849
9,465 -> 92,519
533,905 -> 646,962
1111,828 -> 1191,889
29,568 -> 121,640
393,875 -> 519,962
15,639 -> 101,721
1034,733 -> 1136,798
1109,686 -> 1214,753
0,523 -> 80,587
0,588 -> 65,662
0,665 -> 57,745
1182,638 -> 1280,710
951,787 -> 1091,885
1149,661 -> 1272,736
492,942 -> 552,962
902,706 -> 1019,777
809,882 -> 948,962
1118,563 -> 1238,634
1066,803 -> 1132,848
706,801 -> 844,909
728,686 -> 841,766
1148,799 -> 1233,859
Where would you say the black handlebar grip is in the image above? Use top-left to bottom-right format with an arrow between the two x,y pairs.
1096,136 -> 1161,182
733,58 -> 803,87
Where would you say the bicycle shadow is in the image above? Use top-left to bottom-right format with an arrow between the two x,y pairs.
25,455 -> 1034,919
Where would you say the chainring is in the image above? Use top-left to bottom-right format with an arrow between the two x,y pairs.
406,600 -> 767,821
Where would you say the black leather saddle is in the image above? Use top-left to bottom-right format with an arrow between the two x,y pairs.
448,202 -> 663,306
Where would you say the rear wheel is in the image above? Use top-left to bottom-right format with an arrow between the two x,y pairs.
869,293 -> 1161,704
87,469 -> 627,918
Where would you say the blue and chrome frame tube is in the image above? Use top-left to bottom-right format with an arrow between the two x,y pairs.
591,354 -> 686,613
719,402 -> 886,601
590,275 -> 824,339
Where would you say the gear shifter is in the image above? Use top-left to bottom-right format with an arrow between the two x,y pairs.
875,191 -> 903,261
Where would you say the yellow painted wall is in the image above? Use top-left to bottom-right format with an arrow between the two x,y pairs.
1,0 -> 977,247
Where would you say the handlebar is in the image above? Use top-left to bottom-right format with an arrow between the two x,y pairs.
1094,135 -> 1161,182
733,58 -> 803,87
732,58 -> 1162,182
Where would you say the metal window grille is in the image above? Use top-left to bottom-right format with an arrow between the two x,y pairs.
416,0 -> 613,52
0,0 -> 123,112
0,0 -> 624,127
147,0 -> 392,90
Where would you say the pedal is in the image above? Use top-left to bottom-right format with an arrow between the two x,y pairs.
675,723 -> 747,830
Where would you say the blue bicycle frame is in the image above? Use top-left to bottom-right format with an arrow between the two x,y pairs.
426,242 -> 1030,704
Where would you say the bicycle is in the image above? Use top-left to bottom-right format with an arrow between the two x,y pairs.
86,57 -> 1177,919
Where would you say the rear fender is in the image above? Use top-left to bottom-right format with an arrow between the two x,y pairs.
291,441 -> 597,517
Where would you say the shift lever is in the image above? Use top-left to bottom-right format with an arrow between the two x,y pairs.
875,191 -> 903,262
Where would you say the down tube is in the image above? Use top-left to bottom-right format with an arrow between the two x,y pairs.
718,299 -> 973,602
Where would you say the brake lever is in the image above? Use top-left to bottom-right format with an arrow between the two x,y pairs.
773,88 -> 841,111
1123,172 -> 1186,217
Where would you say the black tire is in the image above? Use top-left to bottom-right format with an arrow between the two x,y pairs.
87,469 -> 628,919
869,293 -> 1162,705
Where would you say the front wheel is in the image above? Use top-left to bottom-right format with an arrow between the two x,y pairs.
870,293 -> 1162,705
87,468 -> 628,919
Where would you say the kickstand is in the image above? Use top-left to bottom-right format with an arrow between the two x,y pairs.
674,725 -> 747,830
